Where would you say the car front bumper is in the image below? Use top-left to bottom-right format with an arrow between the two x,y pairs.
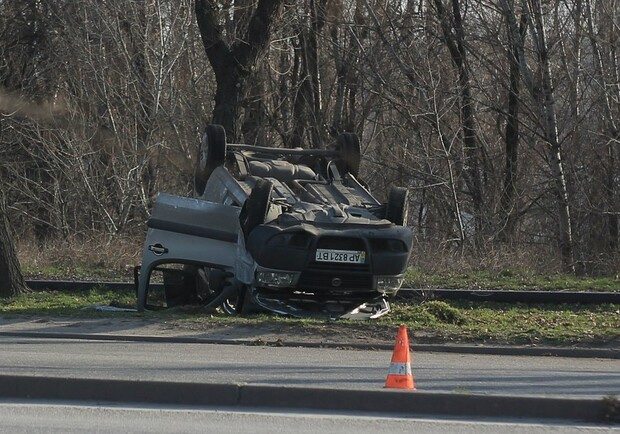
254,266 -> 405,296
247,223 -> 413,294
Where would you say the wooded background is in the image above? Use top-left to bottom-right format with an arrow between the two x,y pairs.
1,0 -> 618,275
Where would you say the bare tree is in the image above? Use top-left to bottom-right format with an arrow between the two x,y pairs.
432,0 -> 486,235
498,0 -> 527,241
0,187 -> 27,298
529,0 -> 574,271
286,0 -> 329,148
2,0 -> 619,275
0,0 -> 59,241
2,0 -> 204,237
195,0 -> 285,140
584,0 -> 620,252
500,0 -> 574,270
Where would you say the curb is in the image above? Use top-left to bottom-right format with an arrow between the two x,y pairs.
0,374 -> 613,423
1,330 -> 618,359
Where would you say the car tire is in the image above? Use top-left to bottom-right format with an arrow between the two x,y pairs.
220,284 -> 250,315
386,186 -> 409,226
194,124 -> 227,196
336,132 -> 361,177
206,269 -> 239,315
194,266 -> 211,300
240,179 -> 273,238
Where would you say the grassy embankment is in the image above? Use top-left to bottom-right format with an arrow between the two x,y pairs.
1,265 -> 618,347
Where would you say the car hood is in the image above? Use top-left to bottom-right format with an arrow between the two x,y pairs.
245,214 -> 414,271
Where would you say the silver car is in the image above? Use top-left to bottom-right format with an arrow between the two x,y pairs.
136,125 -> 412,319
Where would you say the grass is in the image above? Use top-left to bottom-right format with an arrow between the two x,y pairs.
0,287 -> 136,316
405,267 -> 620,292
19,252 -> 620,293
9,237 -> 620,347
23,266 -> 130,281
18,265 -> 620,293
387,300 -> 620,346
1,287 -> 618,347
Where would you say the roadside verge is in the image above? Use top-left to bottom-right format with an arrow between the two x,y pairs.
0,329 -> 618,359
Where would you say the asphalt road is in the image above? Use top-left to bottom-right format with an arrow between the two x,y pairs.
0,401 -> 616,434
1,337 -> 618,397
0,317 -> 620,424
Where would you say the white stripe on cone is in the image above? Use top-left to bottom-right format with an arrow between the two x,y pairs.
387,362 -> 412,376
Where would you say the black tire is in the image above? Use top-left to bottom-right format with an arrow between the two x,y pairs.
220,284 -> 250,315
206,269 -> 238,315
194,266 -> 211,301
386,186 -> 410,226
197,268 -> 240,312
194,124 -> 227,196
335,132 -> 361,177
239,179 -> 273,238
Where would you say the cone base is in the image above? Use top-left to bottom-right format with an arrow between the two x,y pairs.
384,375 -> 415,390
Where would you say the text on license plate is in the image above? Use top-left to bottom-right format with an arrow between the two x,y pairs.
315,249 -> 366,264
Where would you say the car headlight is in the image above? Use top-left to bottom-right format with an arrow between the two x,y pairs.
256,271 -> 296,288
374,275 -> 405,294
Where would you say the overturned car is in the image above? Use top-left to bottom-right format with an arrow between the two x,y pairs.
136,125 -> 413,319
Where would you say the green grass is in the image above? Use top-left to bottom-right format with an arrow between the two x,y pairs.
406,268 -> 620,292
386,300 -> 620,345
0,287 -> 136,316
1,287 -> 618,347
23,265 -> 130,281
21,265 -> 620,293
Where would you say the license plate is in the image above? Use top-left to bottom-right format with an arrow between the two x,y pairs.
315,249 -> 366,264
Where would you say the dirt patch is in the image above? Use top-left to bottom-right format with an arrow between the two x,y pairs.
160,318 -> 401,346
2,314 -> 619,353
0,314 -> 423,347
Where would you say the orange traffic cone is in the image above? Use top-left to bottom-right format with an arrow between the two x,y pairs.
384,324 -> 415,389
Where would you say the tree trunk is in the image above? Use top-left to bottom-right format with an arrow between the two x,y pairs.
501,0 -> 575,270
290,32 -> 312,149
585,0 -> 619,252
499,6 -> 527,242
0,188 -> 27,298
432,0 -> 485,234
529,0 -> 574,271
289,0 -> 328,148
195,0 -> 285,141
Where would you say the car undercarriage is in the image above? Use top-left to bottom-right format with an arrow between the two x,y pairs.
136,125 -> 412,319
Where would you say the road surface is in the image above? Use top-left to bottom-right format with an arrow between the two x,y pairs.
1,336 -> 618,397
0,401 -> 616,434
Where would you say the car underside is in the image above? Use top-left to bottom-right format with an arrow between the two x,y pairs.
136,125 -> 413,319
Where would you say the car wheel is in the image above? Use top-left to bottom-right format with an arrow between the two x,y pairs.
336,132 -> 361,177
220,297 -> 237,315
194,124 -> 227,196
239,179 -> 273,238
206,269 -> 247,315
386,186 -> 409,226
220,285 -> 249,315
194,266 -> 211,300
